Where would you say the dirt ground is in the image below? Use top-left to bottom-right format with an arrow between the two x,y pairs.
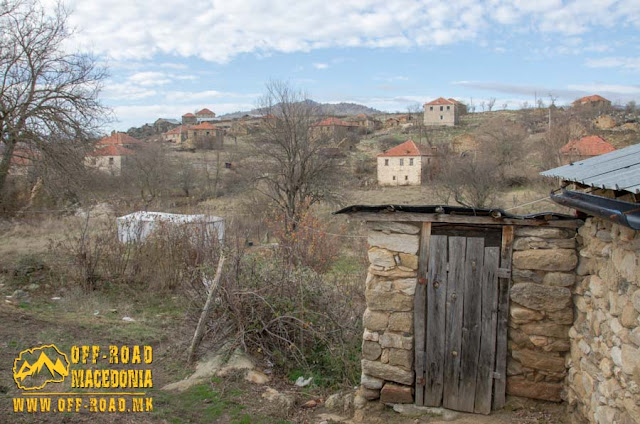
0,295 -> 569,424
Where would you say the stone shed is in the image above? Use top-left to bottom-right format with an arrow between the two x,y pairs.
335,205 -> 582,414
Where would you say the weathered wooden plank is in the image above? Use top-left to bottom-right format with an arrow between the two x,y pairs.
442,236 -> 466,410
414,222 -> 431,406
474,246 -> 500,414
351,212 -> 582,228
431,225 -> 502,247
457,237 -> 485,413
493,225 -> 514,411
423,235 -> 448,406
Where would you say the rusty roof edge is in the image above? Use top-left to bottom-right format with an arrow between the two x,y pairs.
332,204 -> 577,221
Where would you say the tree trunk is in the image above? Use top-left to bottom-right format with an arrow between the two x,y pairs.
0,140 -> 17,200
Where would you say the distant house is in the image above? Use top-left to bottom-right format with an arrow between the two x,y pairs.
349,114 -> 382,132
97,131 -> 145,149
311,117 -> 359,141
182,113 -> 197,125
384,117 -> 400,128
572,95 -> 611,109
85,145 -> 134,176
377,139 -> 436,186
195,108 -> 216,123
164,122 -> 224,148
423,97 -> 461,126
559,135 -> 616,164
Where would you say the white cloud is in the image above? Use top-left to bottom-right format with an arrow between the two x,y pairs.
313,63 -> 329,70
57,0 -> 640,64
585,57 -> 640,72
128,72 -> 172,86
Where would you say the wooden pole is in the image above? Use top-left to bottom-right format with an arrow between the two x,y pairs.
187,254 -> 226,365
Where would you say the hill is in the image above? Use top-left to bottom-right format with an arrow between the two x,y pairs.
219,100 -> 382,119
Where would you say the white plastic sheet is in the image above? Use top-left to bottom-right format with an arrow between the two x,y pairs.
116,211 -> 225,243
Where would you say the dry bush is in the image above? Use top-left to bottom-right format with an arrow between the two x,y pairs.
201,244 -> 365,387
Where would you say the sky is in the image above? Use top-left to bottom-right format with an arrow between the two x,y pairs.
54,0 -> 640,131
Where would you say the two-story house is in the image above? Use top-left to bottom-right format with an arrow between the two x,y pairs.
377,139 -> 436,186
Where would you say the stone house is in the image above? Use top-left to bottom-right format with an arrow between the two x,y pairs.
384,117 -> 401,128
181,112 -> 197,125
559,135 -> 616,164
163,126 -> 184,143
310,117 -> 359,141
195,108 -> 216,122
162,122 -> 224,148
572,95 -> 611,110
540,143 -> 640,423
423,97 -> 460,127
349,114 -> 382,132
377,140 -> 436,186
85,145 -> 134,176
332,142 -> 640,420
97,131 -> 145,149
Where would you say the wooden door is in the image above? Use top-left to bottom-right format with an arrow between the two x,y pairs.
414,225 -> 512,414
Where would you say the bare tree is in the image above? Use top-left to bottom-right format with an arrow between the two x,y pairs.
487,97 -> 496,112
548,93 -> 558,107
125,144 -> 171,205
502,103 -> 508,110
407,103 -> 429,145
480,101 -> 486,112
0,0 -> 107,199
475,117 -> 527,179
247,81 -> 337,234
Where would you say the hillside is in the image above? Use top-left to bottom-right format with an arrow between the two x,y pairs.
219,100 -> 382,119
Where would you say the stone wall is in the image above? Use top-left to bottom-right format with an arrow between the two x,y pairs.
358,220 -> 579,407
566,217 -> 640,423
507,227 -> 578,402
359,221 -> 420,404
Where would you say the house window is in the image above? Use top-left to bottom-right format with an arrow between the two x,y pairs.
399,158 -> 404,166
404,175 -> 408,181
430,106 -> 433,111
440,115 -> 443,120
440,106 -> 443,111
108,157 -> 114,165
194,131 -> 197,136
206,131 -> 210,135
384,159 -> 389,166
392,176 -> 396,180
409,158 -> 414,166
427,157 -> 431,163
447,105 -> 450,110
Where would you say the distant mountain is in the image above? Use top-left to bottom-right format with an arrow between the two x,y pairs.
219,100 -> 382,119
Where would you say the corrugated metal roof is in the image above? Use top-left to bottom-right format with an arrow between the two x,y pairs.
540,143 -> 640,194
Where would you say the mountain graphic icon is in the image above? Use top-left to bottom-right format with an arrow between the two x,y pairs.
13,345 -> 70,390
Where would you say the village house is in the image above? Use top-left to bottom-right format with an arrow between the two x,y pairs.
559,135 -> 616,164
423,97 -> 461,126
571,94 -> 611,109
310,117 -> 359,141
163,122 -> 224,148
85,145 -> 134,176
377,139 -> 436,186
181,112 -> 197,125
349,114 -> 382,132
97,131 -> 145,149
194,108 -> 216,122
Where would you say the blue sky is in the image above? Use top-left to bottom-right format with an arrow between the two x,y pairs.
56,0 -> 640,131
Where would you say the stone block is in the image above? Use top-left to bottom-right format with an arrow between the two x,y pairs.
361,359 -> 414,385
379,332 -> 413,350
589,275 -> 607,298
546,309 -> 574,325
363,330 -> 379,342
515,227 -> 573,239
511,304 -> 544,322
368,247 -> 396,268
621,304 -> 639,328
361,373 -> 384,389
366,289 -> 413,312
398,253 -> 418,270
368,266 -> 417,278
507,378 -> 562,402
622,344 -> 640,375
362,341 -> 382,361
367,222 -> 420,235
544,272 -> 576,287
388,312 -> 413,333
633,290 -> 640,314
513,237 -> 576,250
513,249 -> 578,271
520,322 -> 570,339
363,309 -> 389,332
512,269 -> 544,284
368,231 -> 419,254
612,248 -> 638,283
511,349 -> 566,373
510,283 -> 571,312
392,278 -> 416,296
358,385 -> 381,400
380,383 -> 413,404
388,348 -> 413,370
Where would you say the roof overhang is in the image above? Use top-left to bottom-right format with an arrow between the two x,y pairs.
550,189 -> 640,230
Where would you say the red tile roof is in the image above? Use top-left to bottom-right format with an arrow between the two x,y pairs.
572,95 -> 610,105
196,108 -> 215,116
89,145 -> 135,157
559,135 -> 616,156
164,126 -> 184,135
313,117 -> 357,127
182,112 -> 195,117
378,140 -> 433,157
98,132 -> 143,146
189,122 -> 218,130
425,97 -> 455,106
